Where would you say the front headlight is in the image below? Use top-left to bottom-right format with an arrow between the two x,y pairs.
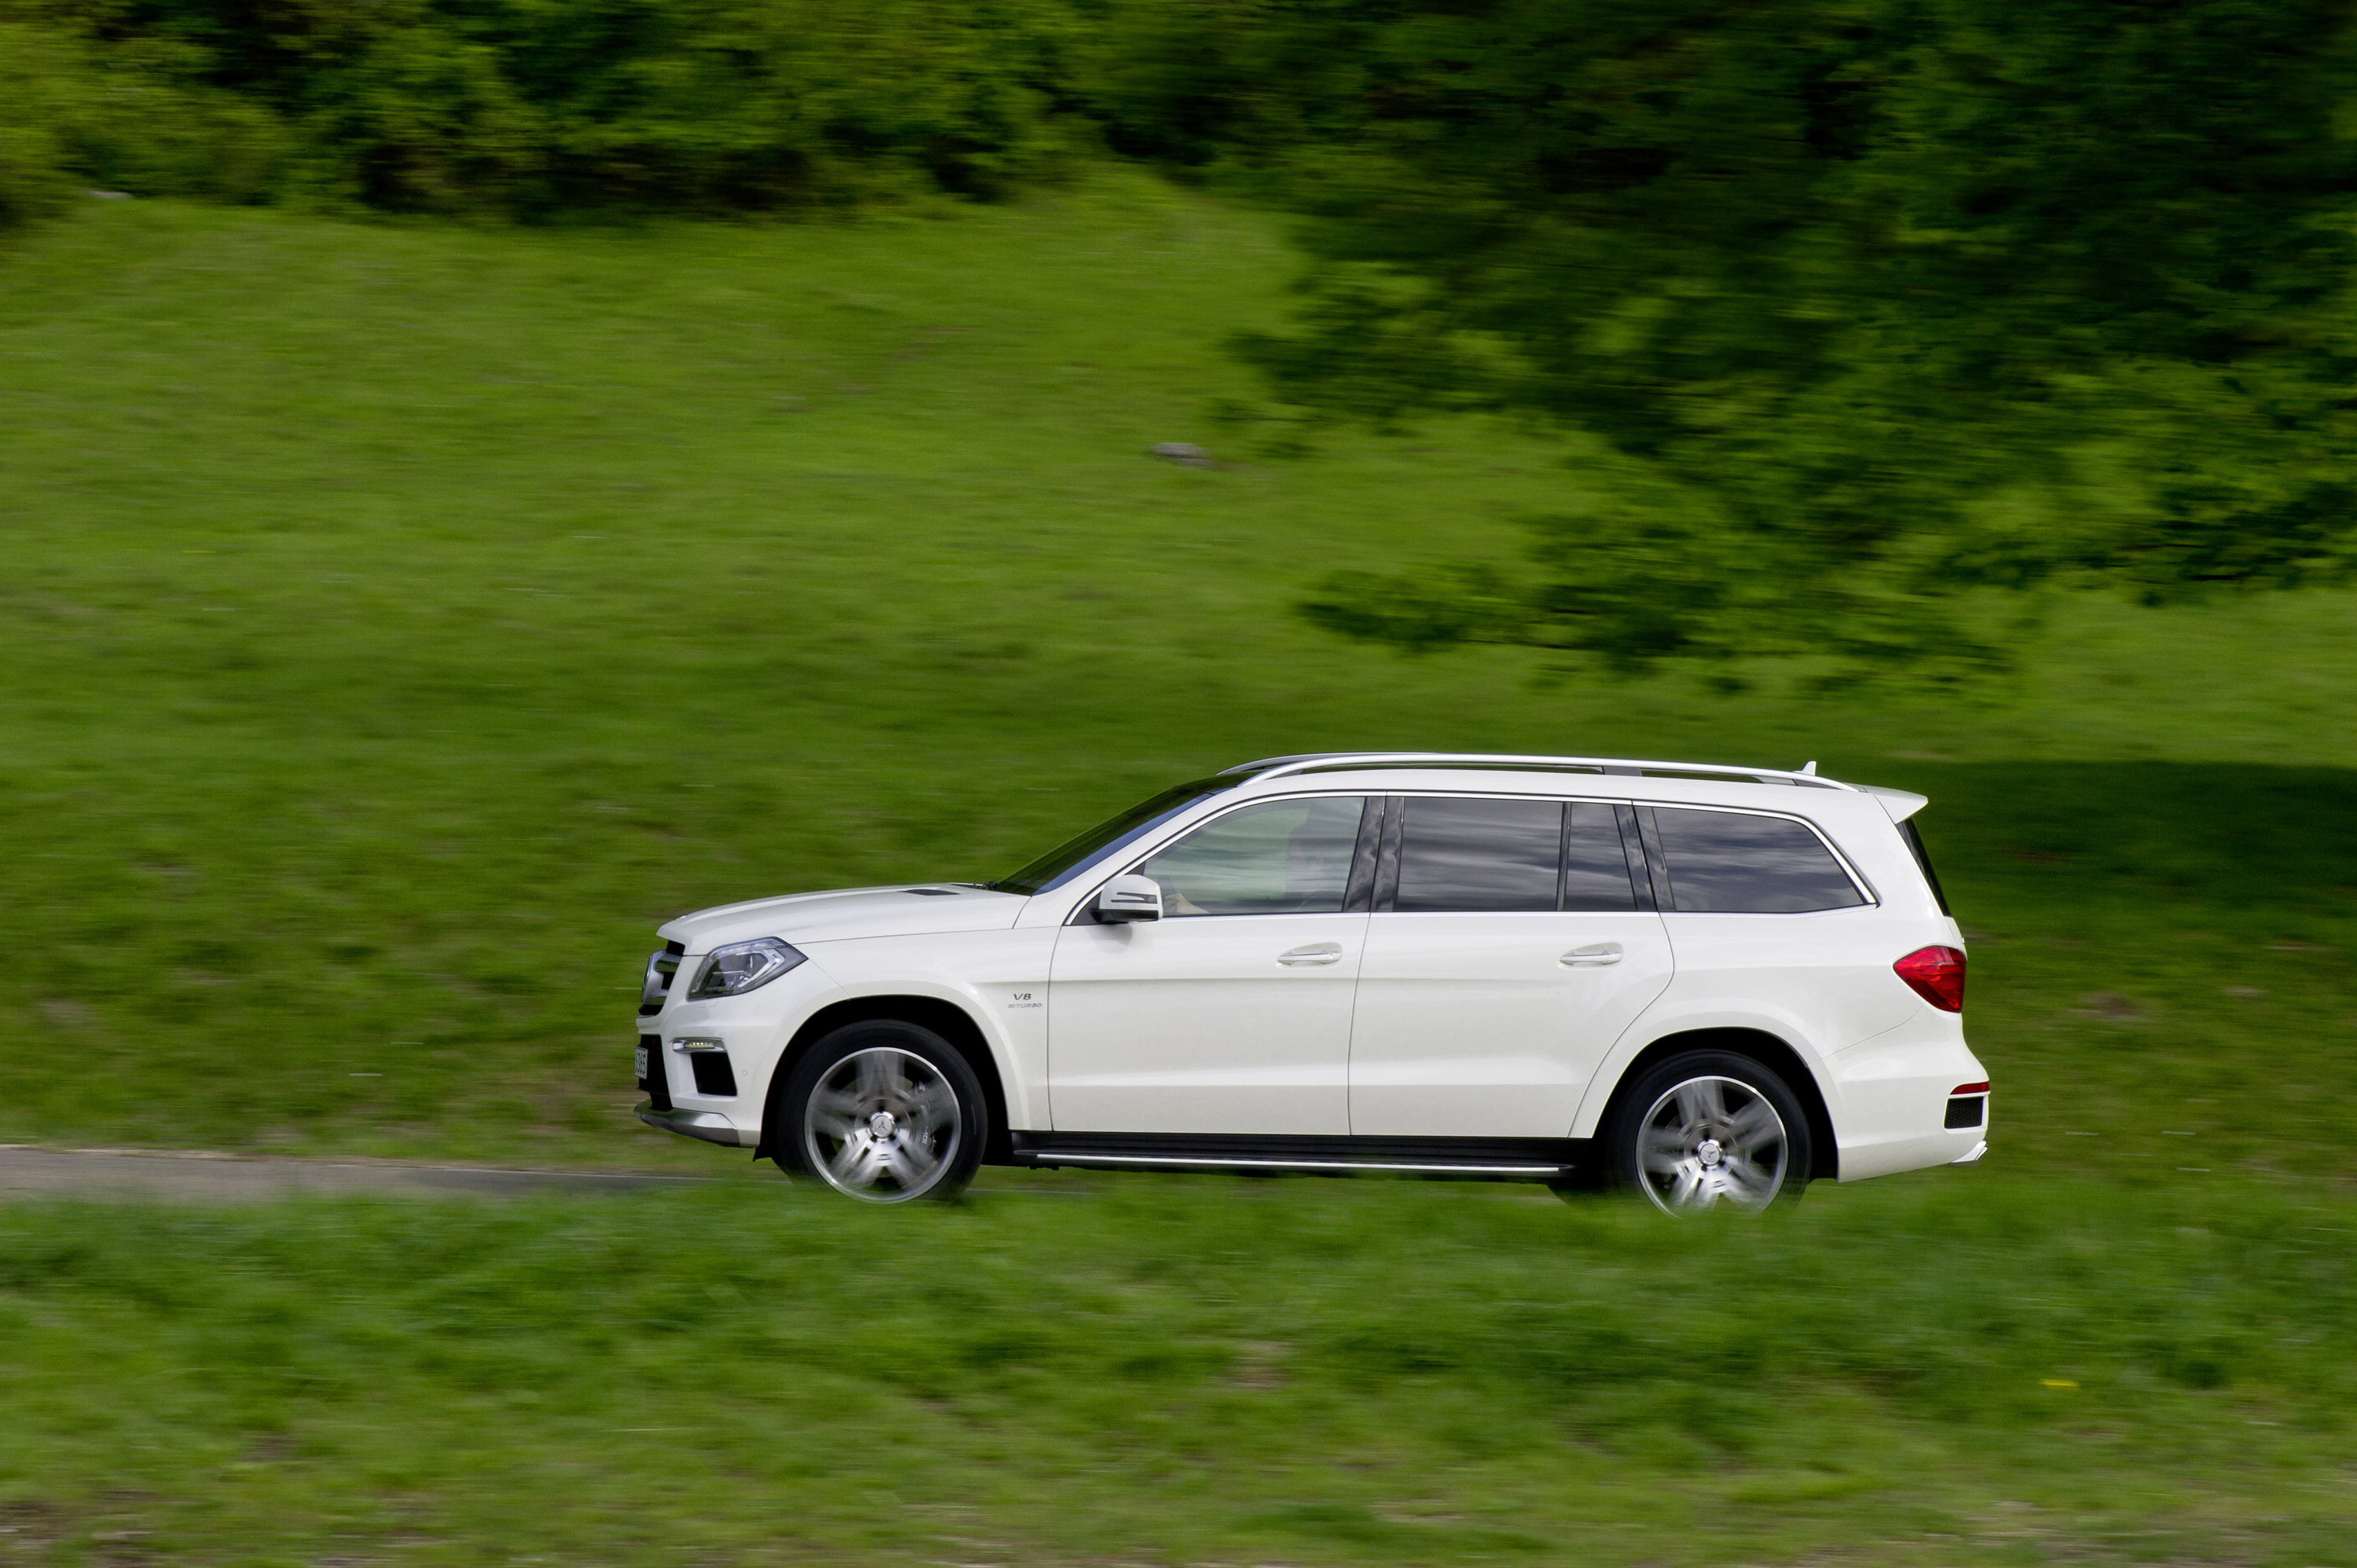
687,937 -> 807,1000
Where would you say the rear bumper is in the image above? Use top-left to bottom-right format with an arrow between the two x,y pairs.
1831,1020 -> 1991,1181
635,1100 -> 744,1148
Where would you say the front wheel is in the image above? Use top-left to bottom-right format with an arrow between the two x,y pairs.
1605,1050 -> 1811,1214
776,1021 -> 985,1203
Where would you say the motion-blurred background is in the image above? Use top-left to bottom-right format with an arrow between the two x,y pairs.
2,1 -> 2354,1561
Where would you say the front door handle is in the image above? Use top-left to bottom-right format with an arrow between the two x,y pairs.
1278,943 -> 1343,966
1560,943 -> 1624,967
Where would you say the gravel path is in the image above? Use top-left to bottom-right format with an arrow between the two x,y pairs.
0,1145 -> 719,1203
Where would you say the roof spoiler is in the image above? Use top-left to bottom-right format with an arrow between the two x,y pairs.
1857,783 -> 1929,822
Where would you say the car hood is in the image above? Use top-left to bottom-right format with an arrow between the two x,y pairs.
657,884 -> 1028,952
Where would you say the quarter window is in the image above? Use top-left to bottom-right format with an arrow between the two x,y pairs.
1651,808 -> 1866,913
1395,797 -> 1563,913
1138,797 -> 1367,916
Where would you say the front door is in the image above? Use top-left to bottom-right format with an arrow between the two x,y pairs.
1349,795 -> 1673,1137
1048,795 -> 1371,1134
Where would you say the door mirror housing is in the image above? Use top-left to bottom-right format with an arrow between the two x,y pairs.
1096,874 -> 1164,923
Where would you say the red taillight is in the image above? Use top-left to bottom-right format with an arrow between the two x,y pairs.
1893,945 -> 1967,1012
1951,1081 -> 1989,1096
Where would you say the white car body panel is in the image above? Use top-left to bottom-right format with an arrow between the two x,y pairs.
1047,912 -> 1367,1133
1830,1005 -> 1989,1179
1350,909 -> 1672,1136
1567,992 -> 1847,1137
798,927 -> 1058,1129
659,884 -> 1026,951
632,753 -> 1990,1190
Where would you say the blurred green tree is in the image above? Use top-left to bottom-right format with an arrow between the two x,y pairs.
0,15 -> 277,221
2,0 -> 1085,217
1198,0 -> 2357,677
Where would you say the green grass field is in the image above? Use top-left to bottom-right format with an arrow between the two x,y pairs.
2,1178 -> 2354,1566
2,171 -> 2355,1563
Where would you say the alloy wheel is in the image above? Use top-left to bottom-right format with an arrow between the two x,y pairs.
801,1046 -> 962,1203
1635,1074 -> 1788,1214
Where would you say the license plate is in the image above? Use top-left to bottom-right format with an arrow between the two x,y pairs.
634,1042 -> 649,1081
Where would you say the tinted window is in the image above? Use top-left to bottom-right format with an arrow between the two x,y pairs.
1395,797 -> 1562,913
1140,797 -> 1367,916
995,775 -> 1233,896
1652,808 -> 1866,913
1563,802 -> 1638,910
1899,819 -> 1952,915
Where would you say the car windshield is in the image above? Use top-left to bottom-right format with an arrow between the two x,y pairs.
991,775 -> 1236,896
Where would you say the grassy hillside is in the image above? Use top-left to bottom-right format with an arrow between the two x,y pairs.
2,169 -> 2355,1568
0,171 -> 2352,1174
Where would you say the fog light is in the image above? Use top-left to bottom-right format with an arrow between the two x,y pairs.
673,1038 -> 737,1097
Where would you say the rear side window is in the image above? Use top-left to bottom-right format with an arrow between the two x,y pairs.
1651,808 -> 1867,914
1395,797 -> 1562,912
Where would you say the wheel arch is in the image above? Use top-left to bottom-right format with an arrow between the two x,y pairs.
753,995 -> 1014,1167
1593,1028 -> 1839,1181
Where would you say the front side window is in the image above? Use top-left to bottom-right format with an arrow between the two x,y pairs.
1394,796 -> 1563,913
1138,797 -> 1367,916
1651,808 -> 1867,914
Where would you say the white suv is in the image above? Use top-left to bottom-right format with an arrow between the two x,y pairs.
633,753 -> 1989,1213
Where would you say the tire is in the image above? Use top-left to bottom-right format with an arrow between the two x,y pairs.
775,1020 -> 986,1204
1604,1050 -> 1812,1214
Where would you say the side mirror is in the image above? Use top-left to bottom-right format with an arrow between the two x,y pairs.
1096,874 -> 1163,923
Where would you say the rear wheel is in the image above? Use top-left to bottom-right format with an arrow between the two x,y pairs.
777,1021 -> 985,1203
1605,1050 -> 1810,1214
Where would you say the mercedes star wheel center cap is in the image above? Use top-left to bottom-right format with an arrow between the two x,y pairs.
869,1111 -> 898,1140
1696,1138 -> 1725,1168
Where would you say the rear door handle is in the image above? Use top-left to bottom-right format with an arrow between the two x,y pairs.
1560,943 -> 1624,967
1278,943 -> 1343,966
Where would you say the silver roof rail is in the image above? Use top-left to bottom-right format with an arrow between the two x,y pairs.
1221,752 -> 1855,791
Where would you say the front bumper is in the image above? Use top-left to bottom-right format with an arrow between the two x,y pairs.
636,1100 -> 744,1148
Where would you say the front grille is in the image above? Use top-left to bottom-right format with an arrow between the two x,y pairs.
639,940 -> 687,1017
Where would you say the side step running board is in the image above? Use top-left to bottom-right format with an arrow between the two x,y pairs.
1017,1150 -> 1571,1176
1008,1132 -> 1586,1179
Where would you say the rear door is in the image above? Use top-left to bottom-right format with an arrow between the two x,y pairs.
1348,795 -> 1673,1137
